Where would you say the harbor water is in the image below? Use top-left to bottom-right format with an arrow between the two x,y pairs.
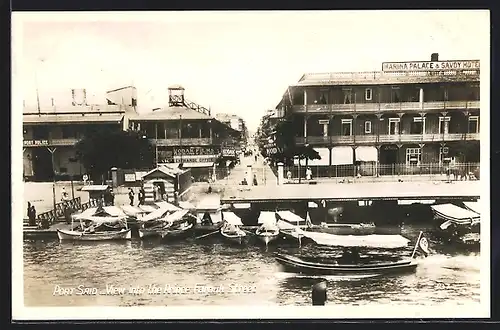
23,225 -> 481,307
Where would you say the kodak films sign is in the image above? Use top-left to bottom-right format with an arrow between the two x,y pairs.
382,60 -> 480,72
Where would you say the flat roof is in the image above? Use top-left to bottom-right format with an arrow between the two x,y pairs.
23,114 -> 124,124
23,104 -> 127,114
295,71 -> 480,87
128,106 -> 212,121
221,181 -> 481,203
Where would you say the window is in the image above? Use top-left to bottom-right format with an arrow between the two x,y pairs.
391,86 -> 401,103
468,116 -> 479,133
364,121 -> 372,134
439,116 -> 451,134
439,146 -> 450,164
365,88 -> 372,101
388,118 -> 400,135
410,117 -> 425,134
342,88 -> 352,104
319,90 -> 328,104
406,148 -> 422,165
341,119 -> 352,136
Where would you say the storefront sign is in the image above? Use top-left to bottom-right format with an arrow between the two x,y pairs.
174,155 -> 218,163
173,147 -> 220,157
23,140 -> 49,147
222,148 -> 236,157
382,60 -> 480,72
124,173 -> 136,182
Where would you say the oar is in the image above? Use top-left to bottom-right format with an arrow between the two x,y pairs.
195,230 -> 220,240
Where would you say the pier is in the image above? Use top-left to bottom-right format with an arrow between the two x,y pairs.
220,181 -> 481,204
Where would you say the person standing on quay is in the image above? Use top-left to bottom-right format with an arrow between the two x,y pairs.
128,188 -> 135,206
306,167 -> 312,181
27,202 -> 31,219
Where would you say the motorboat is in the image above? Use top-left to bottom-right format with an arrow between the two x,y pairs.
56,205 -> 131,241
275,231 -> 429,277
220,212 -> 248,245
255,211 -> 280,246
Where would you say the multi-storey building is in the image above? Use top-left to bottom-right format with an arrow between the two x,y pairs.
274,53 -> 480,176
127,85 -> 241,180
23,86 -> 137,181
215,113 -> 249,149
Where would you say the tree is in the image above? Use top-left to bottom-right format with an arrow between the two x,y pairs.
75,129 -> 155,180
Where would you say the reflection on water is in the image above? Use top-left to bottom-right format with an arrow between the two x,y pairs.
23,226 -> 481,307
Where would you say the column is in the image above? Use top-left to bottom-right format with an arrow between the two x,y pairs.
322,122 -> 328,137
303,116 -> 308,138
277,162 -> 284,185
419,88 -> 424,109
247,164 -> 253,186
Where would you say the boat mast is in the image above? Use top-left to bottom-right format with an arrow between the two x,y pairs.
410,231 -> 424,259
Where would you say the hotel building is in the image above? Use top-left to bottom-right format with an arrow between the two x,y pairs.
274,53 -> 480,177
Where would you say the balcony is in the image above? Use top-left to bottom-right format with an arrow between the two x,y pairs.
291,100 -> 480,115
23,138 -> 80,147
296,133 -> 480,146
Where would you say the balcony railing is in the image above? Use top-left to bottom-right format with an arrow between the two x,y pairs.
153,137 -> 239,147
296,133 -> 480,145
23,138 -> 80,147
292,100 -> 480,114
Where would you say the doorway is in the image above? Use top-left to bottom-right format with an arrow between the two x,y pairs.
32,148 -> 54,181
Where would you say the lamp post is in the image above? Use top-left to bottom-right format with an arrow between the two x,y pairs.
47,147 -> 57,217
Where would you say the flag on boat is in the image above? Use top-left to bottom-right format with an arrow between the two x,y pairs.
306,211 -> 313,228
416,233 -> 430,257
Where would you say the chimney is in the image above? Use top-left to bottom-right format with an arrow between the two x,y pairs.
431,53 -> 439,61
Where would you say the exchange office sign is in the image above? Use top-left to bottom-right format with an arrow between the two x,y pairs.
382,60 -> 480,72
24,140 -> 49,147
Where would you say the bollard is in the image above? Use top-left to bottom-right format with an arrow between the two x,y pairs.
312,281 -> 327,306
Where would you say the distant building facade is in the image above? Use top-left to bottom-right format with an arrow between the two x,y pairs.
127,86 -> 241,181
274,53 -> 480,176
23,87 -> 137,181
215,113 -> 249,148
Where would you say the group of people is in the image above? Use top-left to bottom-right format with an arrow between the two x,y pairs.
286,167 -> 313,182
128,187 -> 146,206
241,173 -> 259,186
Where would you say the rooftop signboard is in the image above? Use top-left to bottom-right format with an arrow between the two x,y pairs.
382,60 -> 480,73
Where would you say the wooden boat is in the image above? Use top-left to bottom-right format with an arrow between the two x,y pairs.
56,206 -> 131,241
430,203 -> 480,244
275,231 -> 429,277
160,220 -> 194,241
194,208 -> 225,235
220,212 -> 247,245
139,209 -> 189,239
255,211 -> 280,246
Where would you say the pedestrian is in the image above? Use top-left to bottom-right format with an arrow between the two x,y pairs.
61,187 -> 69,202
253,173 -> 258,186
27,202 -> 31,219
128,188 -> 135,206
306,167 -> 312,180
254,155 -> 257,162
287,170 -> 292,181
28,204 -> 36,226
138,189 -> 144,206
110,190 -> 115,206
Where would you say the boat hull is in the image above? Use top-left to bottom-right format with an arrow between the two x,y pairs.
309,224 -> 376,236
221,231 -> 248,245
193,222 -> 224,236
274,253 -> 418,276
160,224 -> 194,241
255,231 -> 280,245
56,228 -> 132,241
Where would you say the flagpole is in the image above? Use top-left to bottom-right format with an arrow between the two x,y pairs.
410,231 -> 423,259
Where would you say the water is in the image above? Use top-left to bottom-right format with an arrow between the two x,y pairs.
23,226 -> 481,307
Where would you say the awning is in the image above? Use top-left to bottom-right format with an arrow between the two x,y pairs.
140,205 -> 175,222
233,203 -> 251,209
431,204 -> 480,224
165,209 -> 190,223
80,185 -> 110,192
222,212 -> 243,226
276,210 -> 306,225
463,201 -> 480,215
120,205 -> 147,216
181,162 -> 214,168
295,231 -> 411,249
155,201 -> 181,212
309,148 -> 330,166
258,211 -> 277,224
138,205 -> 157,213
179,201 -> 196,210
355,146 -> 378,162
331,146 -> 353,165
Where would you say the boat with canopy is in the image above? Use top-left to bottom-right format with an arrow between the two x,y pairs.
220,211 -> 248,245
57,205 -> 131,241
274,231 -> 429,276
431,203 -> 480,247
255,211 -> 280,246
193,198 -> 225,235
137,203 -> 185,238
159,209 -> 194,241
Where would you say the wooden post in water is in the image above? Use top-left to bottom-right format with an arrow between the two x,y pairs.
312,281 -> 327,306
48,147 -> 57,221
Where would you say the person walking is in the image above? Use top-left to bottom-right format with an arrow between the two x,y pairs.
28,203 -> 36,226
128,188 -> 135,206
253,173 -> 258,186
306,167 -> 312,181
287,170 -> 292,181
27,202 -> 31,219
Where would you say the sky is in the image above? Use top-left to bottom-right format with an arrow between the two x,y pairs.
13,10 -> 489,131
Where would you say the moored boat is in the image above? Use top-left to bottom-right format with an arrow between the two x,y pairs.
275,231 -> 429,277
255,211 -> 280,246
310,222 -> 376,236
139,209 -> 189,239
160,217 -> 195,241
56,205 -> 132,241
430,203 -> 480,245
194,206 -> 225,236
220,212 -> 248,245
